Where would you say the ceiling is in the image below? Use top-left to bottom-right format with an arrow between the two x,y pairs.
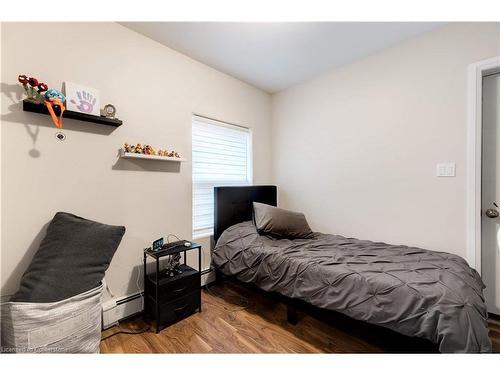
121,22 -> 444,93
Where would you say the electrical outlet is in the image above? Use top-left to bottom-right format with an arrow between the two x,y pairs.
436,163 -> 456,177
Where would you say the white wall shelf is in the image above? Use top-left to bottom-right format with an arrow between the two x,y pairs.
119,149 -> 186,162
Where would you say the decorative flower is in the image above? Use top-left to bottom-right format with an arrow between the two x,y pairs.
28,77 -> 39,87
18,75 -> 28,84
37,83 -> 48,92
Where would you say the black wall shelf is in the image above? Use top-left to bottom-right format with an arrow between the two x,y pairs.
22,99 -> 123,127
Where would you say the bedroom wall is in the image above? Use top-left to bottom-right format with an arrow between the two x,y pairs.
0,22 -> 272,298
272,23 -> 500,261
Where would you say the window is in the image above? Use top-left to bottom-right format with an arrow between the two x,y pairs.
192,115 -> 252,238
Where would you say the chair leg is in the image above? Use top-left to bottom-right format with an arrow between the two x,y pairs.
287,304 -> 298,325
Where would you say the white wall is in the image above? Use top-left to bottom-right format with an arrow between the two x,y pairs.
272,23 -> 500,260
1,23 -> 272,298
3,22 -> 499,299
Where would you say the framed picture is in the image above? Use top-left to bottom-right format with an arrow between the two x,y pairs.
63,82 -> 100,116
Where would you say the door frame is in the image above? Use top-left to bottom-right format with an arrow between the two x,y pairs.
466,56 -> 500,274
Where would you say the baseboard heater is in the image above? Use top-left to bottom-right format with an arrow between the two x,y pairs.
102,292 -> 143,330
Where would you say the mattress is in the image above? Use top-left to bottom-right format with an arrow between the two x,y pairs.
212,221 -> 492,353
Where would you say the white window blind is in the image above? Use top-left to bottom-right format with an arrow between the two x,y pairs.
192,115 -> 252,238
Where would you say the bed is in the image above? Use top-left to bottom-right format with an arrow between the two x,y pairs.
211,185 -> 492,353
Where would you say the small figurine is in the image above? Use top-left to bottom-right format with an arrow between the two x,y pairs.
134,143 -> 143,154
144,144 -> 157,155
165,253 -> 182,276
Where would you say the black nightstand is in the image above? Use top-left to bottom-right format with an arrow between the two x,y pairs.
143,242 -> 202,333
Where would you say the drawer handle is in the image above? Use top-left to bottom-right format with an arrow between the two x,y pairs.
173,287 -> 186,293
174,305 -> 188,313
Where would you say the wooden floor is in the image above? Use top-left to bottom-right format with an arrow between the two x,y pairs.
100,281 -> 500,353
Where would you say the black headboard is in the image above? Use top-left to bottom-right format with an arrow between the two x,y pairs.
214,185 -> 277,242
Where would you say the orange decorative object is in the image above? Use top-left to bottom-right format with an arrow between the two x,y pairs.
45,99 -> 65,129
43,89 -> 66,129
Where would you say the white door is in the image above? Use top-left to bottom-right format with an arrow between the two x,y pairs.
482,72 -> 500,316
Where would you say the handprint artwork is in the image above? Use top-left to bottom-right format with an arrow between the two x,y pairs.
71,91 -> 96,114
64,82 -> 100,116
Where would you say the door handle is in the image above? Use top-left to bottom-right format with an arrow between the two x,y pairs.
486,209 -> 499,218
486,203 -> 499,218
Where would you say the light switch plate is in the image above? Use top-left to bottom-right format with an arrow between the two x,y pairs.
436,162 -> 456,177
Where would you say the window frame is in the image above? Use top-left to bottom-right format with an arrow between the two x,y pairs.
191,114 -> 253,239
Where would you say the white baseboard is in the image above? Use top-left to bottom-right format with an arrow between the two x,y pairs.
102,292 -> 143,329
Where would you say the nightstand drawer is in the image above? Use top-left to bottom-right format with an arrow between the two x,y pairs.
157,291 -> 200,326
161,272 -> 200,301
146,268 -> 200,302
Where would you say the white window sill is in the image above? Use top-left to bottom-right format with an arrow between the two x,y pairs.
192,232 -> 213,240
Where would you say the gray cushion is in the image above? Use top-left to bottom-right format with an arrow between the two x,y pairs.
12,212 -> 125,303
253,202 -> 313,239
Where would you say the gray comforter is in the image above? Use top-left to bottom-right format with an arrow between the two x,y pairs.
213,221 -> 492,353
